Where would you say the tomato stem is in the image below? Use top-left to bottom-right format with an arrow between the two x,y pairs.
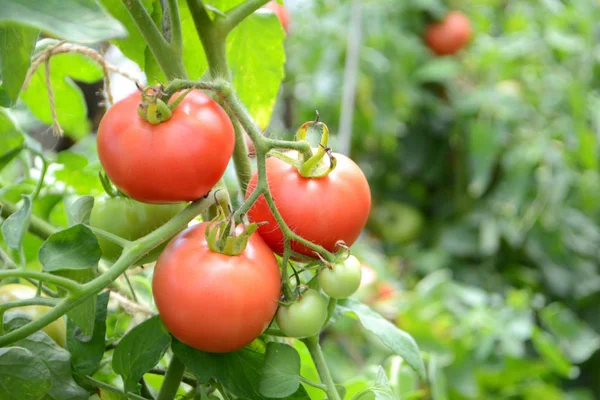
86,225 -> 131,248
302,335 -> 342,400
157,355 -> 186,400
0,297 -> 58,313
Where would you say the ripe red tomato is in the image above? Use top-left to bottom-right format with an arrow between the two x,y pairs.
424,11 -> 472,56
246,152 -> 371,257
152,222 -> 281,353
97,90 -> 235,204
265,1 -> 290,33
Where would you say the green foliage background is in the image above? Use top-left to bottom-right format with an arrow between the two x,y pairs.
279,0 -> 600,399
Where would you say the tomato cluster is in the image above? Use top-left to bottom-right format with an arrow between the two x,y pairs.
97,90 -> 372,352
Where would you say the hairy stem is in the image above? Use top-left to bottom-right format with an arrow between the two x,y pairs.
157,356 -> 186,400
216,0 -> 271,36
0,270 -> 82,293
302,335 -> 341,400
0,297 -> 58,312
167,0 -> 183,56
121,0 -> 187,80
86,225 -> 131,248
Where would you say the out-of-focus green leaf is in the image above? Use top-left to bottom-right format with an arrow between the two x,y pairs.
0,0 -> 126,43
228,10 -> 285,130
540,303 -> 600,364
0,25 -> 38,107
20,51 -> 103,139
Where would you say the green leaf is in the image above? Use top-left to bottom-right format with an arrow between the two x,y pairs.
68,291 -> 109,375
259,342 -> 302,398
540,303 -> 600,364
2,195 -> 32,249
531,326 -> 577,378
336,299 -> 426,379
67,196 -> 94,226
0,108 -> 24,170
59,268 -> 97,336
0,346 -> 52,400
468,119 -> 501,198
20,51 -> 104,139
179,0 -> 208,80
3,313 -> 88,400
173,339 -> 311,400
0,24 -> 38,107
112,315 -> 171,393
38,224 -> 102,271
228,10 -> 285,130
0,0 -> 126,43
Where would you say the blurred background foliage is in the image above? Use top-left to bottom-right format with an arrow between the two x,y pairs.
2,0 -> 600,398
276,0 -> 600,398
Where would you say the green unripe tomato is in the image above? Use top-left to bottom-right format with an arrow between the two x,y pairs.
90,196 -> 186,265
368,201 -> 423,244
276,289 -> 328,338
0,284 -> 66,347
318,255 -> 362,299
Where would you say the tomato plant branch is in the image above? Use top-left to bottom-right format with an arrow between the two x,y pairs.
84,376 -> 149,400
167,0 -> 183,56
122,0 -> 187,80
157,355 -> 186,400
148,367 -> 197,387
0,297 -> 58,312
0,194 -> 217,347
298,376 -> 328,391
302,335 -> 342,400
86,225 -> 131,248
0,270 -> 82,293
216,0 -> 271,35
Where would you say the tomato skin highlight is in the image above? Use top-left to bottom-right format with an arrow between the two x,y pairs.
152,222 -> 281,353
0,284 -> 66,347
318,255 -> 362,299
276,289 -> 328,338
425,11 -> 472,56
90,196 -> 185,265
246,153 -> 371,257
97,90 -> 235,204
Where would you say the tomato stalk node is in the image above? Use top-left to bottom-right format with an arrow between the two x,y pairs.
205,206 -> 259,256
136,84 -> 194,125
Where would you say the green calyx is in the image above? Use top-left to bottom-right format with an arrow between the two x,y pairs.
205,206 -> 259,256
270,117 -> 337,178
136,84 -> 192,125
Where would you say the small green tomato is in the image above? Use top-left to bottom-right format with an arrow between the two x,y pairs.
318,255 -> 362,299
276,289 -> 328,338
